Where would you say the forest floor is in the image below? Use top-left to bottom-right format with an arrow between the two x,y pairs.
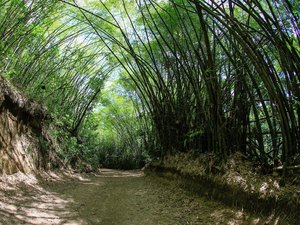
0,169 -> 292,225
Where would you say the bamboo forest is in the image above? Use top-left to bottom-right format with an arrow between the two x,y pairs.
0,0 -> 299,224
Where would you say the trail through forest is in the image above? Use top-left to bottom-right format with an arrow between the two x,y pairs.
0,169 -> 284,225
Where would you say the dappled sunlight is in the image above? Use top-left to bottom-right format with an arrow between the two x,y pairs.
265,213 -> 281,225
0,170 -> 293,224
0,0 -> 299,223
226,172 -> 248,190
39,170 -> 92,182
210,208 -> 247,225
209,208 -> 283,225
0,170 -> 146,224
259,180 -> 280,199
0,172 -> 85,225
95,168 -> 144,178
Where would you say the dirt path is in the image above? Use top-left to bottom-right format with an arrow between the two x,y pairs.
0,169 -> 284,225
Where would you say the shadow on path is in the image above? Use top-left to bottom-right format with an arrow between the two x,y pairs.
0,169 -> 285,225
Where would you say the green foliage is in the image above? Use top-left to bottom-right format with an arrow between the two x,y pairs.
78,83 -> 151,169
76,0 -> 300,173
2,0 -> 300,175
0,0 -> 111,147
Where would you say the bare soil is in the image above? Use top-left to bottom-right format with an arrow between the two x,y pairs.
0,169 -> 291,225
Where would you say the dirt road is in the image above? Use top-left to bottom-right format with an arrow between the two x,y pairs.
0,169 -> 283,224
